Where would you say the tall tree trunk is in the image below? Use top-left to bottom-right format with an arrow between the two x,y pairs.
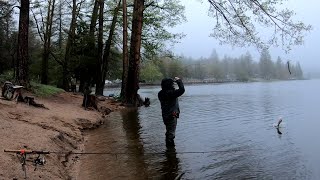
89,0 -> 99,47
125,0 -> 144,106
16,0 -> 30,87
96,0 -> 121,95
41,0 -> 55,84
78,0 -> 99,93
95,0 -> 104,95
63,0 -> 77,90
120,0 -> 128,100
58,0 -> 62,49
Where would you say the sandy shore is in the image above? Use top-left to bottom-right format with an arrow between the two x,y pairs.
0,92 -> 123,179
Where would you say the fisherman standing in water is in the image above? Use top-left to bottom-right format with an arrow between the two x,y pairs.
158,77 -> 185,146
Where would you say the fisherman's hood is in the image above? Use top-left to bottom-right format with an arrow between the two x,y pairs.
161,78 -> 174,90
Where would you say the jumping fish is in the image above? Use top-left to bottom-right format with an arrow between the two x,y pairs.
277,118 -> 283,128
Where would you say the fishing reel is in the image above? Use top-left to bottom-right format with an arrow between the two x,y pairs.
33,154 -> 46,171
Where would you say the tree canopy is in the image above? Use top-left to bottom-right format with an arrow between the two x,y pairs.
205,0 -> 312,51
0,0 -> 311,105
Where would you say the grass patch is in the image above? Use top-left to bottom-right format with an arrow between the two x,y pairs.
0,72 -> 64,97
0,71 -> 14,84
31,82 -> 65,97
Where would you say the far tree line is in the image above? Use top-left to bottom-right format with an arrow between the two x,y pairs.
0,0 -> 311,106
140,49 -> 304,83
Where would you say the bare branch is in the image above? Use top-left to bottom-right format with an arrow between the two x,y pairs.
226,0 -> 257,44
0,5 -> 20,18
30,8 -> 44,42
206,0 -> 311,51
144,1 -> 155,10
39,7 -> 45,33
250,0 -> 301,41
208,0 -> 237,36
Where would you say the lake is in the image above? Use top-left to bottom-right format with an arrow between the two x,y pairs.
80,79 -> 320,179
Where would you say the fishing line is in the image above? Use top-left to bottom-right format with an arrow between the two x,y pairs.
5,148 -> 266,156
47,149 -> 265,155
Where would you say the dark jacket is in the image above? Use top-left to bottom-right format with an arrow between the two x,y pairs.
158,79 -> 185,120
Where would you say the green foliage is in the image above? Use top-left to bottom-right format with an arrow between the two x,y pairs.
0,70 -> 15,84
209,63 -> 224,80
275,56 -> 288,79
141,0 -> 186,59
176,49 -> 304,82
0,0 -> 16,74
140,61 -> 163,82
29,49 -> 42,83
157,57 -> 184,79
295,62 -> 303,79
31,82 -> 64,97
3,0 -> 309,91
259,48 -> 274,79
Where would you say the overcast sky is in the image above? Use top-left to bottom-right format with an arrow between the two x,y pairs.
170,0 -> 320,73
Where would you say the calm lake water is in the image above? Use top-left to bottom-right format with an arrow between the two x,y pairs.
80,79 -> 320,179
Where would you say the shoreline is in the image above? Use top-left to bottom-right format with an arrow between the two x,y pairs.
0,91 -> 123,179
0,78 -> 309,179
104,78 -> 308,89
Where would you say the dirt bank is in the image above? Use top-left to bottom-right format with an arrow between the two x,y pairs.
0,92 -> 123,179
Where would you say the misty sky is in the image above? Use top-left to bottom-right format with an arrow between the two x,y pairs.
170,0 -> 320,73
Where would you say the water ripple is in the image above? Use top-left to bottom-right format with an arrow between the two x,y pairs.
82,80 -> 320,179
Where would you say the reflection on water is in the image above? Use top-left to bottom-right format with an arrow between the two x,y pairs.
81,80 -> 320,179
160,146 -> 180,179
79,108 -> 182,179
119,109 -> 148,178
120,108 -> 181,179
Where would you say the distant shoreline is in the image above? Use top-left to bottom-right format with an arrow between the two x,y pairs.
104,78 -> 308,88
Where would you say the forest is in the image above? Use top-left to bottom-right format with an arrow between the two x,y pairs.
0,0 -> 311,106
140,49 -> 304,83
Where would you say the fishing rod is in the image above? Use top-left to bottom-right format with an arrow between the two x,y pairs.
5,148 -> 263,156
4,148 -> 265,178
4,149 -> 49,179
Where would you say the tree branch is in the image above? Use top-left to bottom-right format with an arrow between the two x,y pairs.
49,51 -> 63,66
208,0 -> 237,36
0,5 -> 20,18
226,0 -> 257,43
251,0 -> 299,41
30,8 -> 44,42
38,7 -> 45,34
144,1 -> 155,10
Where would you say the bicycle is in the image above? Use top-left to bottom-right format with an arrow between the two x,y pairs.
1,81 -> 24,101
